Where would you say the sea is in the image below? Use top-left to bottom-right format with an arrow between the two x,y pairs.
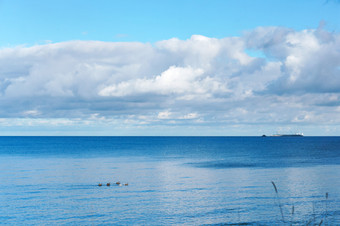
0,136 -> 339,225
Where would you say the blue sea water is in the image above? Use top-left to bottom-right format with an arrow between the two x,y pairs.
0,136 -> 339,225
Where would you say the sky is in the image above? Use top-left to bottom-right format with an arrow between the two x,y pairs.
1,0 -> 340,136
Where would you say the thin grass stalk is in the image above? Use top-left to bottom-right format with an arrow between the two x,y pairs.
325,192 -> 328,225
306,218 -> 312,225
291,205 -> 294,225
313,201 -> 316,224
271,181 -> 285,223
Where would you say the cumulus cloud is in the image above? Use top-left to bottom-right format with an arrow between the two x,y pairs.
1,26 -> 340,132
98,66 -> 208,97
246,26 -> 340,94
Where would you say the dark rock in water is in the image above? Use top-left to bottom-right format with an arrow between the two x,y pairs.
106,183 -> 110,186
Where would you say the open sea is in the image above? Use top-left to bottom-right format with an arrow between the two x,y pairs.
0,136 -> 339,225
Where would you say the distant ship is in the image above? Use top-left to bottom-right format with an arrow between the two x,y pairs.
262,133 -> 303,137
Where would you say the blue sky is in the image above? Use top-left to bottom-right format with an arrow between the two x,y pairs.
1,0 -> 339,46
1,0 -> 340,135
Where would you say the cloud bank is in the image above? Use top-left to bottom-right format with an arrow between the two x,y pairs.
1,26 -> 340,134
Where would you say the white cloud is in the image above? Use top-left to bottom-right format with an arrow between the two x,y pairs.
98,66 -> 207,97
23,110 -> 41,116
180,113 -> 199,120
158,111 -> 172,119
247,27 -> 340,94
1,26 -> 340,134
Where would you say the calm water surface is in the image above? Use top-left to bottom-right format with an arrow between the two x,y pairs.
0,136 -> 339,225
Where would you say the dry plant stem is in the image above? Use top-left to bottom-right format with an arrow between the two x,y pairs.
291,205 -> 294,224
271,181 -> 285,223
325,192 -> 328,225
313,202 -> 316,223
306,219 -> 312,225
